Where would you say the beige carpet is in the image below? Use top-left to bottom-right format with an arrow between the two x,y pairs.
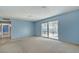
0,37 -> 79,53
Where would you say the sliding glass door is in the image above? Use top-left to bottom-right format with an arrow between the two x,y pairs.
41,20 -> 58,39
48,21 -> 58,39
41,23 -> 48,37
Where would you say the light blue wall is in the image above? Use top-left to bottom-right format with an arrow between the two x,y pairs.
35,10 -> 79,44
11,20 -> 34,39
59,10 -> 79,44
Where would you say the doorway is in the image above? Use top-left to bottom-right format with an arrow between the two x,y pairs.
0,20 -> 11,40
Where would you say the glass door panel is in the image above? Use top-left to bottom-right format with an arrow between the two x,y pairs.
41,23 -> 48,37
48,21 -> 58,39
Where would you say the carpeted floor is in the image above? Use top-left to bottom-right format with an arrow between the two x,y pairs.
0,37 -> 79,53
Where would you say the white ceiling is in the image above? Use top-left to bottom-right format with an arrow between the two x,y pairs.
0,6 -> 79,21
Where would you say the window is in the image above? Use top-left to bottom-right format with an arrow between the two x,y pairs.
3,25 -> 9,32
41,23 -> 48,37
